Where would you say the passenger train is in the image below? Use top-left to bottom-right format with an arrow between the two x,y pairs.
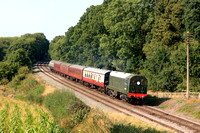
49,60 -> 147,104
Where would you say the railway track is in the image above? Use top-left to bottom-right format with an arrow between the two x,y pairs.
36,62 -> 200,133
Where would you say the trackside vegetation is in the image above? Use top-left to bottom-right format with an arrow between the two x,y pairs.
0,71 -> 170,133
0,33 -> 49,84
110,124 -> 165,133
43,90 -> 168,133
49,0 -> 200,92
43,90 -> 91,131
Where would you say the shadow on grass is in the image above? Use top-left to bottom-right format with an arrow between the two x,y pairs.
110,123 -> 167,133
143,95 -> 170,106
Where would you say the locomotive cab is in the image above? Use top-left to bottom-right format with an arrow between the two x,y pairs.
128,76 -> 147,104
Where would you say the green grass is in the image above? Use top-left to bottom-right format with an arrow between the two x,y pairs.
177,104 -> 196,113
26,85 -> 45,104
8,73 -> 45,104
15,94 -> 25,100
43,89 -> 90,131
159,105 -> 168,109
176,99 -> 187,104
193,110 -> 200,119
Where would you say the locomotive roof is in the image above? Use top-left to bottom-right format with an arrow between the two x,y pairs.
84,67 -> 110,74
69,64 -> 86,70
110,71 -> 136,79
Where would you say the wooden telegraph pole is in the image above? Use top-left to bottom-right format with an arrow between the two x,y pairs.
186,31 -> 192,99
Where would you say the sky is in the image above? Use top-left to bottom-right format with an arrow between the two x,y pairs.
0,0 -> 104,41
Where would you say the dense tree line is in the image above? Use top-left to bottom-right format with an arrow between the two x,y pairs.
49,0 -> 200,92
0,33 -> 49,84
0,37 -> 18,61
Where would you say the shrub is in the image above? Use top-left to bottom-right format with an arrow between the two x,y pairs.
68,100 -> 90,114
18,66 -> 29,75
43,90 -> 79,120
26,86 -> 45,105
27,79 -> 38,88
8,66 -> 31,89
43,89 -> 90,131
32,86 -> 45,95
0,78 -> 9,85
67,101 -> 90,128
10,75 -> 21,88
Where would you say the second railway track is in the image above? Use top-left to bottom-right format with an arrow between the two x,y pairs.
36,62 -> 200,133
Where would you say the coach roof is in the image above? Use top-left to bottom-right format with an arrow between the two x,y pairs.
61,62 -> 72,67
84,67 -> 110,74
69,64 -> 86,70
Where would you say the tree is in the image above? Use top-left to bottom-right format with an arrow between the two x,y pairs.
7,48 -> 31,71
182,0 -> 200,41
142,0 -> 184,91
48,0 -> 200,92
0,62 -> 13,81
7,33 -> 49,63
144,0 -> 183,50
0,37 -> 17,61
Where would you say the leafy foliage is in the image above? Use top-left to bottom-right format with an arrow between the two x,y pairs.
48,0 -> 200,92
43,90 -> 90,130
182,0 -> 200,41
0,33 -> 49,83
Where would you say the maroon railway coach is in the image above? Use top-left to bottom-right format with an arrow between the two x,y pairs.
60,62 -> 72,75
68,64 -> 86,80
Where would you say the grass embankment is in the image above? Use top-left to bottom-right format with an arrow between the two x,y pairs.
161,99 -> 200,120
72,109 -> 172,133
43,89 -> 171,132
144,95 -> 200,121
176,99 -> 200,120
43,90 -> 90,132
0,67 -> 172,133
